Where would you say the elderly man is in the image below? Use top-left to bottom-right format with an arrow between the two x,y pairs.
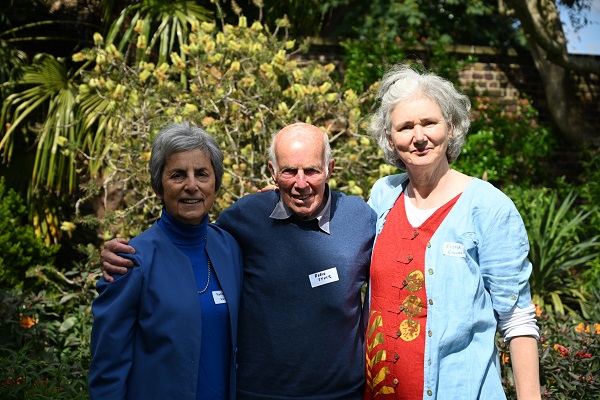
100,123 -> 376,399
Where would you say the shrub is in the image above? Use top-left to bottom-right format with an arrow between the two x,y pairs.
499,308 -> 599,399
72,16 -> 381,237
0,178 -> 59,290
454,96 -> 554,187
0,246 -> 99,398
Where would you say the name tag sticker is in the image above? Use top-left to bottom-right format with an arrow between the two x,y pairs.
212,290 -> 227,304
309,267 -> 339,288
443,242 -> 466,257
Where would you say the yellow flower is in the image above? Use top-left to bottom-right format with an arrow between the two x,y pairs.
260,63 -> 275,78
170,53 -> 186,70
106,44 -> 121,58
201,22 -> 215,33
72,52 -> 85,62
251,42 -> 263,54
137,35 -> 147,49
285,40 -> 295,50
183,104 -> 198,116
205,40 -> 216,53
230,61 -> 241,72
594,323 -> 600,334
325,93 -> 338,103
227,40 -> 241,52
575,322 -> 586,333
272,50 -> 287,66
93,32 -> 103,45
60,221 -> 76,232
250,21 -> 263,31
139,69 -> 152,83
113,84 -> 126,100
238,16 -> 247,28
239,76 -> 255,87
134,19 -> 144,34
319,82 -> 332,94
95,53 -> 107,66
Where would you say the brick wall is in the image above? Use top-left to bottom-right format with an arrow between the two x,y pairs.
303,39 -> 600,179
304,39 -> 600,137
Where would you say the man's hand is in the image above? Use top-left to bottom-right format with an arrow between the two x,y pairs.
256,184 -> 278,193
101,238 -> 135,282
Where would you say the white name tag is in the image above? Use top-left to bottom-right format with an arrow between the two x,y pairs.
309,267 -> 339,288
212,290 -> 227,304
443,242 -> 466,257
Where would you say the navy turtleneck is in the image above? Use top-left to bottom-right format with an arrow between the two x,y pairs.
157,209 -> 230,400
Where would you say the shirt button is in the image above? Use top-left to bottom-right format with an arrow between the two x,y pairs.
427,389 -> 433,396
408,254 -> 413,261
426,241 -> 431,248
428,330 -> 433,337
511,294 -> 517,301
393,378 -> 399,385
428,359 -> 432,366
428,268 -> 434,275
428,298 -> 433,305
413,230 -> 419,237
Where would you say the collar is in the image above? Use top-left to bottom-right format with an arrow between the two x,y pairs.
269,186 -> 332,234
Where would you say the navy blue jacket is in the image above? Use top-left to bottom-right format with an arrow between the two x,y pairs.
89,223 -> 243,400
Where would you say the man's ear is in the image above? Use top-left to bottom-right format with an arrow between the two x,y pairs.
268,161 -> 277,185
326,159 -> 335,181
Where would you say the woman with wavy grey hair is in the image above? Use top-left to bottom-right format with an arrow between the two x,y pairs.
364,64 -> 541,400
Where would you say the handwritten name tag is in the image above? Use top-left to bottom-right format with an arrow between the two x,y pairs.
212,290 -> 227,304
309,267 -> 339,288
443,242 -> 466,257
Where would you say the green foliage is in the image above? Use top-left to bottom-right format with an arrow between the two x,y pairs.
499,310 -> 599,399
104,0 -> 212,66
73,15 -> 381,238
454,96 -> 554,186
509,187 -> 600,316
0,178 -> 58,290
0,246 -> 99,398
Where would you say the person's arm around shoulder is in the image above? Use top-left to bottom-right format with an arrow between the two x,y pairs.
101,238 -> 135,282
509,335 -> 542,400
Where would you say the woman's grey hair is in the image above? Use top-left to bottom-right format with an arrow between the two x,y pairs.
369,64 -> 471,170
267,126 -> 332,175
150,122 -> 224,196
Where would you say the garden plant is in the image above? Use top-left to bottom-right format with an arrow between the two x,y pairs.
0,1 -> 599,398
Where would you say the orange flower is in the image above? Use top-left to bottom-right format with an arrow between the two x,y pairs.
594,323 -> 600,334
553,344 -> 569,357
534,304 -> 543,317
576,350 -> 592,359
575,322 -> 586,333
19,313 -> 37,329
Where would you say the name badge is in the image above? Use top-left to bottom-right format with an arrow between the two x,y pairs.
212,290 -> 227,304
309,267 -> 339,288
443,242 -> 466,257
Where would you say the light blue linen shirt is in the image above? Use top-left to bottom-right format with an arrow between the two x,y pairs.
367,173 -> 533,400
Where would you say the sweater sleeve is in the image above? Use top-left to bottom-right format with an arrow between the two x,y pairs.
88,256 -> 143,400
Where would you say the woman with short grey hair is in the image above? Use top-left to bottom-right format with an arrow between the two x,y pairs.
89,121 -> 243,400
